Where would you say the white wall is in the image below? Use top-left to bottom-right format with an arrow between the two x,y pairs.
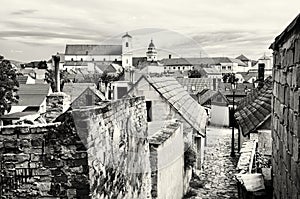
157,125 -> 184,199
65,55 -> 121,62
210,105 -> 229,126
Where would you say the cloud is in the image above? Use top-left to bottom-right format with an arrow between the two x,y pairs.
10,9 -> 38,15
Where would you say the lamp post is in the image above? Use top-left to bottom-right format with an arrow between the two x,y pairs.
231,78 -> 236,157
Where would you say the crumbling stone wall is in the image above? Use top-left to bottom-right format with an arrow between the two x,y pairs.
0,121 -> 89,199
0,97 -> 151,199
72,96 -> 151,199
271,25 -> 300,198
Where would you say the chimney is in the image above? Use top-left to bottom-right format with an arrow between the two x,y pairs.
257,63 -> 265,88
52,55 -> 60,92
169,54 -> 172,59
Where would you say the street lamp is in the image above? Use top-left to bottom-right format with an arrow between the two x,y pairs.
231,79 -> 237,157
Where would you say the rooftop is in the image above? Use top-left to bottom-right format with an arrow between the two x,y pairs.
176,78 -> 213,93
133,76 -> 208,136
234,77 -> 272,136
15,84 -> 51,106
63,83 -> 97,103
65,44 -> 122,55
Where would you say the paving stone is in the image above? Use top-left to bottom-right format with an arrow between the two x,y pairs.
188,126 -> 239,199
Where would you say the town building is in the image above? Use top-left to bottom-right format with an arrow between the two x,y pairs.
62,83 -> 105,107
64,32 -> 133,71
270,13 -> 300,198
126,76 -> 208,170
146,39 -> 158,62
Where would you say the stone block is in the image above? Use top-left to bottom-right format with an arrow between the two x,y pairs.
292,136 -> 299,162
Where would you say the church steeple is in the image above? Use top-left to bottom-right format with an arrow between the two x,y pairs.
146,39 -> 157,62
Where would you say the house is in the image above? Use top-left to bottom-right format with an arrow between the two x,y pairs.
210,91 -> 230,126
218,82 -> 254,105
126,76 -> 207,169
176,77 -> 216,94
234,77 -> 272,150
1,84 -> 52,125
10,84 -> 52,114
62,83 -> 105,107
161,57 -> 248,74
198,67 -> 222,79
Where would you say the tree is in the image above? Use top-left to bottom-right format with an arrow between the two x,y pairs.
188,70 -> 202,78
45,69 -> 70,92
0,56 -> 19,115
222,73 -> 238,83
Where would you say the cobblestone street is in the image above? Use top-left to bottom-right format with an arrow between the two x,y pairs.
190,126 -> 240,199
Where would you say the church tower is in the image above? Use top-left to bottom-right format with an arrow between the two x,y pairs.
146,39 -> 157,62
122,32 -> 133,68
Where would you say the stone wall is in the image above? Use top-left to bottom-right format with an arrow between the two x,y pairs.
0,97 -> 151,199
71,97 -> 151,199
0,122 -> 89,199
271,24 -> 300,198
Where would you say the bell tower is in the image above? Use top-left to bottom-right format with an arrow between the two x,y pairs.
122,32 -> 133,68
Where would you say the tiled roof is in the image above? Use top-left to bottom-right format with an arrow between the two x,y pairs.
65,44 -> 122,55
146,76 -> 207,136
17,76 -> 29,84
16,84 -> 51,106
236,54 -> 250,61
197,89 -> 218,105
201,67 -> 221,74
176,78 -> 213,93
219,82 -> 254,96
62,83 -> 96,103
234,77 -> 272,136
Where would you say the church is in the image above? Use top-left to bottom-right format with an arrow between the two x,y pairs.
63,32 -> 134,71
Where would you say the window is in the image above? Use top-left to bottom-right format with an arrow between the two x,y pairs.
146,101 -> 152,122
164,67 -> 166,70
103,58 -> 106,61
115,59 -> 117,62
126,42 -> 129,47
80,58 -> 83,61
178,67 -> 180,70
228,66 -> 232,70
92,58 -> 94,61
183,67 -> 185,70
86,95 -> 93,106
173,67 -> 176,70
71,58 -> 74,61
192,85 -> 196,91
222,66 -> 226,70
126,59 -> 128,64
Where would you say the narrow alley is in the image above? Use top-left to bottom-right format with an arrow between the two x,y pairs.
188,126 -> 240,199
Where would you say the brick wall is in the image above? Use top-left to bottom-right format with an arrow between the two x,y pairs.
271,23 -> 300,198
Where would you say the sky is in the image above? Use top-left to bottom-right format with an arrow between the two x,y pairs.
0,0 -> 299,62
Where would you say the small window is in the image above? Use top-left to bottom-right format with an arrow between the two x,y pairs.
173,67 -> 176,70
71,58 -> 74,61
192,86 -> 196,91
115,59 -> 117,62
126,42 -> 129,47
183,67 -> 185,70
164,67 -> 166,69
178,67 -> 180,70
103,58 -> 106,61
80,58 -> 83,61
126,59 -> 128,64
146,101 -> 152,122
228,66 -> 232,70
92,58 -> 94,61
222,66 -> 226,70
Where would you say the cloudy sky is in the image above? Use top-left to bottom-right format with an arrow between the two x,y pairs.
0,0 -> 299,62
